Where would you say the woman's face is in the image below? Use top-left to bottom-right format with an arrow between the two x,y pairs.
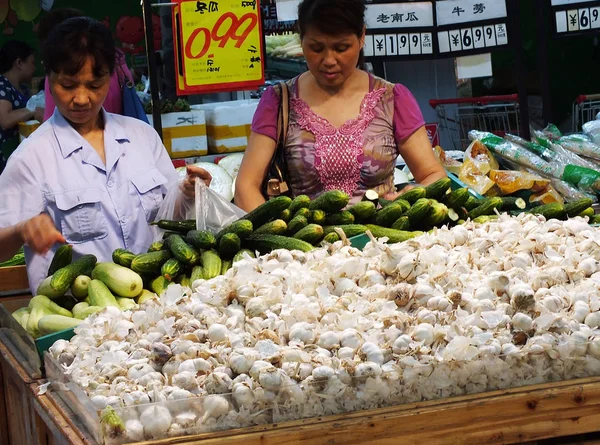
49,56 -> 110,126
301,27 -> 364,90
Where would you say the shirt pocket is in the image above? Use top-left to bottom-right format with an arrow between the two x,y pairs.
130,168 -> 169,222
54,188 -> 107,243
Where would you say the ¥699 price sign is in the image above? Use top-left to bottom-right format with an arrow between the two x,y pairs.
175,0 -> 265,94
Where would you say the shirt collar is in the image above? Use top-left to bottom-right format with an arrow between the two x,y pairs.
52,108 -> 130,158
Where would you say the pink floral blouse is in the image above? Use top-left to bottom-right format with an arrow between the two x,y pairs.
251,74 -> 425,202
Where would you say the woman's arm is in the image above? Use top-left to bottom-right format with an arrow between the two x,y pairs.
234,132 -> 277,212
0,214 -> 65,262
0,101 -> 33,131
400,126 -> 447,185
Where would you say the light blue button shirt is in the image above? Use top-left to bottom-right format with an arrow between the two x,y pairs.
0,109 -> 179,292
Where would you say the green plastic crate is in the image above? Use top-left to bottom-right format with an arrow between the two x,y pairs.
446,171 -> 484,199
35,327 -> 76,361
349,234 -> 370,250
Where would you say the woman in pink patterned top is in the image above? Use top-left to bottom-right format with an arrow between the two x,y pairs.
235,0 -> 446,211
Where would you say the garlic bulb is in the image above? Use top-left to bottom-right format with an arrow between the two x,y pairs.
511,313 -> 533,331
412,323 -> 434,345
359,342 -> 384,365
573,301 -> 591,323
585,311 -> 600,328
207,324 -> 228,342
288,322 -> 315,344
339,329 -> 362,350
140,405 -> 172,438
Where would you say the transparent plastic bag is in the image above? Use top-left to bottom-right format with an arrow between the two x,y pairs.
26,90 -> 45,113
195,180 -> 245,234
558,134 -> 600,161
583,120 -> 600,146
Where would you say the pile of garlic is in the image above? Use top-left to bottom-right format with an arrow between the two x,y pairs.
49,213 -> 600,443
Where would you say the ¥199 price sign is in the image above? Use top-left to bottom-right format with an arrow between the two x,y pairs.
175,0 -> 265,94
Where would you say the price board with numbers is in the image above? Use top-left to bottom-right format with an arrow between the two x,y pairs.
435,0 -> 509,56
364,1 -> 436,60
174,0 -> 265,95
551,0 -> 600,36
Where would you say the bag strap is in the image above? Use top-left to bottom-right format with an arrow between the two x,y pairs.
276,82 -> 289,149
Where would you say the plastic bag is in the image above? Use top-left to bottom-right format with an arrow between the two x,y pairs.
583,120 -> 600,146
26,90 -> 45,113
541,123 -> 562,141
562,165 -> 600,195
558,134 -> 600,161
195,180 -> 245,234
551,178 -> 598,203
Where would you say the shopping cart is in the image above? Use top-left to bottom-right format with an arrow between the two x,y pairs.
572,94 -> 600,132
429,94 -> 521,151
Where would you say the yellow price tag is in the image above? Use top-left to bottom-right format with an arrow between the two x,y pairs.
176,0 -> 264,94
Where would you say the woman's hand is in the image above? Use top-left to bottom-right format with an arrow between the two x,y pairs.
33,107 -> 44,122
18,214 -> 66,255
180,165 -> 212,198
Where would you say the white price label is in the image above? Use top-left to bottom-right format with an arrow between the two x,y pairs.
385,34 -> 398,56
449,29 -> 462,51
484,25 -> 497,47
410,33 -> 422,54
421,32 -> 433,54
398,34 -> 410,55
567,9 -> 580,31
592,7 -> 600,28
365,2 -> 434,29
473,26 -> 485,48
555,10 -> 568,32
364,35 -> 374,57
552,0 -> 598,5
438,31 -> 450,53
373,35 -> 386,57
436,0 -> 507,26
580,8 -> 591,29
461,28 -> 474,50
495,23 -> 508,45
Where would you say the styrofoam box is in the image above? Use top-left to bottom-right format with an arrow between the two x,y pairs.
147,110 -> 208,158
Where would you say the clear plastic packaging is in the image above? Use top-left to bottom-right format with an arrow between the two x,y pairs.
583,120 -> 600,146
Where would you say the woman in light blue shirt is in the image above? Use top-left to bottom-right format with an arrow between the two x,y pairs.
0,17 -> 210,292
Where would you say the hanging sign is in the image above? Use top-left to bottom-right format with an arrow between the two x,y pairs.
364,2 -> 435,60
174,0 -> 265,95
436,0 -> 508,56
551,0 -> 600,35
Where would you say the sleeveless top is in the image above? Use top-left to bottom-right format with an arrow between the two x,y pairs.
251,74 -> 425,202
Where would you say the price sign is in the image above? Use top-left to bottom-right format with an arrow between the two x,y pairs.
174,0 -> 265,95
552,0 -> 600,35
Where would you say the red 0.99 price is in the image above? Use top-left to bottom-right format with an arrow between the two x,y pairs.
184,12 -> 258,59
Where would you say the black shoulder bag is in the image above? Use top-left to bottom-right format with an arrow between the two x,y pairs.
261,82 -> 291,199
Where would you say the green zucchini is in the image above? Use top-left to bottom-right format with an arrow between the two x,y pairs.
88,279 -> 120,308
464,195 -> 479,211
468,197 -> 504,219
161,258 -> 182,281
397,186 -> 427,204
131,250 -> 172,274
528,202 -> 566,220
147,241 -> 165,252
215,220 -> 253,241
499,197 -> 527,211
423,202 -> 450,227
365,225 -> 422,244
186,230 -> 217,250
347,201 -> 376,222
425,177 -> 452,200
71,275 -> 91,300
245,234 -> 314,253
201,250 -> 222,279
378,198 -> 393,208
288,215 -> 308,234
166,235 -> 200,265
403,198 -> 432,225
391,216 -> 411,231
150,276 -> 169,295
112,248 -> 136,268
221,259 -> 233,275
47,244 -> 72,276
293,207 -> 311,220
233,249 -> 255,263
444,188 -> 470,210
191,265 -> 204,283
218,233 -> 241,259
91,262 -> 144,297
280,209 -> 292,223
374,203 -> 405,227
323,224 -> 369,238
308,190 -> 350,213
48,254 -> 97,298
309,210 -> 326,225
288,194 -> 311,214
564,198 -> 594,217
322,232 -> 341,244
578,207 -> 595,218
238,196 -> 292,228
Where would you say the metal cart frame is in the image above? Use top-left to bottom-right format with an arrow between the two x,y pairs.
429,94 -> 521,151
572,94 -> 600,133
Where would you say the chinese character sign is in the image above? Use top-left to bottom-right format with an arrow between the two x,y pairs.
436,0 -> 507,26
175,0 -> 264,94
365,2 -> 434,29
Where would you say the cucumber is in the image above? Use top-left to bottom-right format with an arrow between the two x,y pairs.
365,225 -> 422,244
423,202 -> 450,227
176,274 -> 191,288
28,295 -> 72,318
245,234 -> 314,253
590,215 -> 600,224
378,198 -> 393,208
397,186 -> 427,204
117,297 -> 137,311
147,241 -> 165,252
166,235 -> 200,265
215,220 -> 253,242
191,265 -> 204,283
221,259 -> 233,275
254,219 -> 288,236
88,279 -> 120,308
47,244 -> 72,276
72,302 -> 89,319
37,276 -> 64,299
131,250 -> 172,274
238,196 -> 292,228
280,209 -> 292,223
347,201 -> 376,222
293,207 -> 311,220
472,215 -> 499,224
150,276 -> 169,295
38,315 -> 82,337
71,275 -> 91,300
288,195 -> 311,214
324,211 -> 355,226
464,195 -> 479,211
186,230 -> 217,250
112,248 -> 136,268
309,210 -> 326,225
391,216 -> 411,231
499,197 -> 527,211
161,258 -> 182,281
374,203 -> 405,227
322,232 -> 340,244
218,233 -> 241,259
162,231 -> 180,240
362,189 -> 379,205
233,249 -> 255,263
323,224 -> 368,238
92,263 -> 144,297
288,215 -> 308,234
293,224 -> 324,245
152,219 -> 196,233
201,250 -> 222,279
444,188 -> 470,210
425,178 -> 452,200
393,199 -> 411,213
48,255 -> 97,298
529,202 -> 566,220
308,190 -> 350,213
468,197 -> 504,219
137,290 -> 158,305
564,198 -> 594,217
578,207 -> 595,218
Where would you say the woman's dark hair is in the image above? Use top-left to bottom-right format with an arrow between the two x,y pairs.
42,16 -> 116,77
0,40 -> 34,73
297,0 -> 366,39
37,8 -> 84,45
